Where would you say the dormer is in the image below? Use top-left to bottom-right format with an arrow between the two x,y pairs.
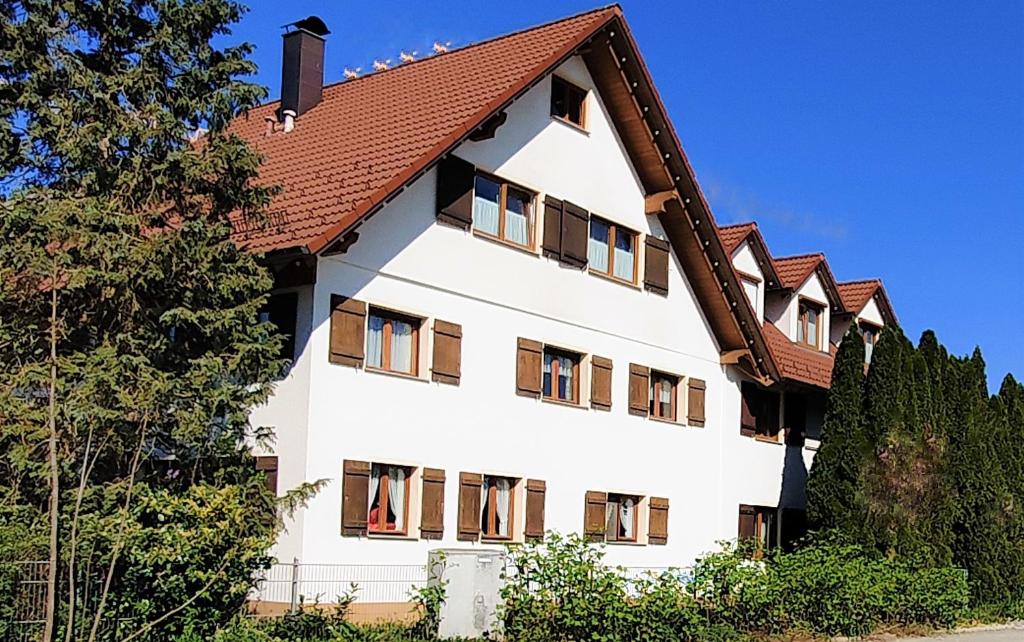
767,254 -> 844,353
718,223 -> 780,325
835,279 -> 898,363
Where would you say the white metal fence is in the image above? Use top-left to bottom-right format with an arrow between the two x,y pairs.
250,560 -> 429,609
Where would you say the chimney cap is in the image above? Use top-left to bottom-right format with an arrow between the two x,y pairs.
283,16 -> 330,37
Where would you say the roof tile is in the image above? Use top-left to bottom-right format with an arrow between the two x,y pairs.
762,321 -> 834,388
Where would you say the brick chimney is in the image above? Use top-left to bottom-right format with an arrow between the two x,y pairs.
280,16 -> 330,129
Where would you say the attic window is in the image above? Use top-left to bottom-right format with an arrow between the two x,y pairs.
551,76 -> 587,128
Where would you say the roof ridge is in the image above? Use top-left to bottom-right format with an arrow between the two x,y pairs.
718,221 -> 756,230
838,278 -> 881,285
253,4 -> 620,111
775,252 -> 824,261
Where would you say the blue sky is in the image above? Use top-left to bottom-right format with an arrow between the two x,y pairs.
227,1 -> 1023,390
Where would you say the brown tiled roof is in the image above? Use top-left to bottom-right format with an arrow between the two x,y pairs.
773,253 -> 825,290
762,321 -> 834,389
718,223 -> 756,253
837,279 -> 881,312
227,6 -> 618,253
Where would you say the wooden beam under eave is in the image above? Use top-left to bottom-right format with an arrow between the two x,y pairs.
720,348 -> 750,365
645,190 -> 677,214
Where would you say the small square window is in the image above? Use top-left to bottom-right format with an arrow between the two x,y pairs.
551,76 -> 587,128
481,475 -> 517,540
606,494 -> 640,543
542,347 -> 580,403
472,174 -> 534,248
649,371 -> 678,421
588,217 -> 637,283
368,463 -> 412,535
739,504 -> 778,552
367,308 -> 421,375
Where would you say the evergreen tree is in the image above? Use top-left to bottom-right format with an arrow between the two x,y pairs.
0,2 -> 305,639
806,322 -> 866,535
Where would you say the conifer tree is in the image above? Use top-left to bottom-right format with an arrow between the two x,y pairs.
0,2 -> 299,639
806,322 -> 866,535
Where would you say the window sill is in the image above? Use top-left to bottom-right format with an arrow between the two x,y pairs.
551,114 -> 590,135
649,415 -> 683,427
472,229 -> 537,257
753,435 -> 784,446
367,530 -> 415,541
365,366 -> 428,384
480,536 -> 516,544
541,396 -> 587,410
588,268 -> 640,290
605,539 -> 645,547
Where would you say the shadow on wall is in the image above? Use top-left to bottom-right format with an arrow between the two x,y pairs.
779,427 -> 809,549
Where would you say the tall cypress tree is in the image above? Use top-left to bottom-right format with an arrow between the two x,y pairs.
0,2 -> 295,639
806,322 -> 866,535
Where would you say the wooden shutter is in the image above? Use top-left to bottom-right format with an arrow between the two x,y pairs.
590,356 -> 613,411
436,155 -> 475,229
740,382 -> 757,437
542,196 -> 563,258
255,456 -> 278,495
516,338 -> 543,397
738,504 -> 756,539
329,295 -> 366,367
431,320 -> 462,385
524,479 -> 547,541
560,201 -> 589,268
648,497 -> 669,545
687,378 -> 706,426
628,363 -> 650,417
583,490 -> 608,542
644,236 -> 670,296
341,459 -> 371,537
420,468 -> 445,540
457,472 -> 483,541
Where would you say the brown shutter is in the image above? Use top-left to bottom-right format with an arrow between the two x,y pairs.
542,196 -> 563,258
341,460 -> 371,537
524,479 -> 547,541
648,497 -> 669,545
738,504 -> 756,539
687,378 -> 706,426
583,490 -> 608,542
329,295 -> 366,367
760,391 -> 781,437
436,155 -> 475,229
628,363 -> 650,417
590,356 -> 613,411
457,472 -> 483,541
516,338 -> 543,398
740,382 -> 757,437
431,320 -> 462,385
560,201 -> 589,268
644,236 -> 670,296
255,456 -> 278,495
420,468 -> 445,540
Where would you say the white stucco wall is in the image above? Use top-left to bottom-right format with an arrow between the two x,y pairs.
258,56 -> 794,571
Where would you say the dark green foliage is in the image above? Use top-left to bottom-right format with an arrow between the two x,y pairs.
806,321 -> 866,533
0,1 -> 292,639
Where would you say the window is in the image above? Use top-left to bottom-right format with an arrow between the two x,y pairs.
481,476 -> 516,540
472,173 -> 533,248
367,308 -> 420,375
606,494 -> 640,543
649,371 -> 678,421
861,322 -> 880,364
542,347 -> 580,403
588,217 -> 637,283
259,292 -> 298,361
739,504 -> 778,552
550,76 -> 587,128
741,381 -> 781,440
368,464 -> 411,535
797,299 -> 824,349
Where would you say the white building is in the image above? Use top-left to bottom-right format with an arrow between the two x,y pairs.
232,6 -> 898,585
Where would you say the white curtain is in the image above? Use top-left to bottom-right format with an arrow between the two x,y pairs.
387,466 -> 405,531
495,478 -> 511,537
620,498 -> 635,539
865,338 -> 874,364
613,238 -> 633,281
505,209 -> 529,245
558,356 -> 574,399
659,378 -> 672,405
390,320 -> 413,373
368,466 -> 381,524
807,311 -> 818,345
474,195 -> 500,236
367,315 -> 385,368
588,227 -> 609,273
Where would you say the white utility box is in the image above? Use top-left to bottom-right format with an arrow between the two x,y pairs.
428,548 -> 506,639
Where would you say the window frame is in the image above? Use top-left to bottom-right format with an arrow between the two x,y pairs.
797,298 -> 825,350
541,346 -> 582,405
753,506 -> 777,552
605,493 -> 641,544
471,171 -> 536,250
480,475 -> 517,541
860,321 -> 881,364
367,463 -> 412,536
550,75 -> 588,129
366,307 -> 422,376
587,216 -> 639,285
649,370 -> 679,422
